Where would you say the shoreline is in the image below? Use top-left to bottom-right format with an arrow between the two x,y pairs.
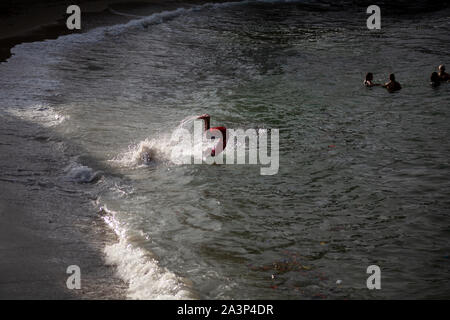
0,0 -> 224,300
2,0 -> 447,63
0,0 -> 219,62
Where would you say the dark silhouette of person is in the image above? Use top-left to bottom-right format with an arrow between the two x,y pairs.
382,73 -> 401,92
364,72 -> 380,87
430,72 -> 441,87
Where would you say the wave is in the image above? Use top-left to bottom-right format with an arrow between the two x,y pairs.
63,162 -> 102,183
108,8 -> 146,19
99,204 -> 196,300
4,105 -> 67,128
8,0 -> 316,60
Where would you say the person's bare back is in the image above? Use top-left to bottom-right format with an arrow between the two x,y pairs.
383,73 -> 401,92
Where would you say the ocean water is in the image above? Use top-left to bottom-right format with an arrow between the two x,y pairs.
1,0 -> 449,299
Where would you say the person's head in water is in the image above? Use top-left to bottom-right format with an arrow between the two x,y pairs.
364,72 -> 379,87
383,73 -> 401,92
439,65 -> 445,73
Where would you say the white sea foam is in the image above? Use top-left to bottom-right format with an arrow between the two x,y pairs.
100,204 -> 195,300
112,136 -> 173,167
108,8 -> 146,19
63,162 -> 102,183
111,115 -> 208,167
5,105 -> 66,127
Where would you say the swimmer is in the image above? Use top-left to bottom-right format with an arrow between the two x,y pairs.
364,72 -> 380,87
382,73 -> 401,92
430,72 -> 441,87
139,146 -> 155,165
438,65 -> 450,81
